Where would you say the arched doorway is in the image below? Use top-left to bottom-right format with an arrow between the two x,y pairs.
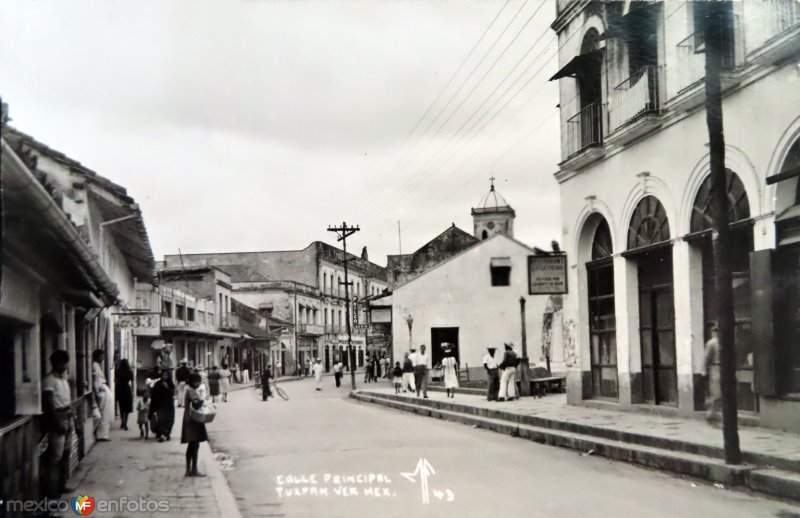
627,196 -> 676,405
586,218 -> 618,399
688,169 -> 755,410
775,136 -> 800,393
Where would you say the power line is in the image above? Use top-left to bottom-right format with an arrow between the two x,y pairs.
365,0 -> 512,192
391,1 -> 550,198
387,0 -> 531,195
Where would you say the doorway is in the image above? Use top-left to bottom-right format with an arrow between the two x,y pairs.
637,248 -> 677,405
430,327 -> 459,366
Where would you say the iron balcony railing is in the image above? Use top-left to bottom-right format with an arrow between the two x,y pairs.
565,102 -> 605,159
675,31 -> 735,93
609,65 -> 663,133
218,313 -> 239,331
763,0 -> 800,40
298,323 -> 324,335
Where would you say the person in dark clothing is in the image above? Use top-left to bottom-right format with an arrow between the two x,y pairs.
115,359 -> 134,430
149,369 -> 176,442
261,366 -> 273,401
181,372 -> 208,477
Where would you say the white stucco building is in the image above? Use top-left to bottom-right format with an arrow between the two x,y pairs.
551,0 -> 800,430
390,184 -> 563,377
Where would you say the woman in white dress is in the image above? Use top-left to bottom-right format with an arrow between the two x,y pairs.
219,363 -> 232,402
442,345 -> 459,399
92,350 -> 114,441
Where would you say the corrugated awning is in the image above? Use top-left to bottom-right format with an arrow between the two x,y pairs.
549,49 -> 604,81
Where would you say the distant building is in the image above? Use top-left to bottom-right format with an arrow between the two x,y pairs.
163,241 -> 388,374
471,177 -> 516,241
551,0 -> 800,429
391,234 -> 555,377
387,225 -> 478,288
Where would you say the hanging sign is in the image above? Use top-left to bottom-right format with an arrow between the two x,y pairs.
528,254 -> 568,295
117,312 -> 161,336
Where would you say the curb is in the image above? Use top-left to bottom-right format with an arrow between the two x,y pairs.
352,391 -> 800,503
201,442 -> 243,518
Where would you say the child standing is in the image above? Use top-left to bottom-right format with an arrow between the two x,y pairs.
392,362 -> 403,394
136,391 -> 150,439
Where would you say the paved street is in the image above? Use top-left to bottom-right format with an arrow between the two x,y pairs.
208,379 -> 800,518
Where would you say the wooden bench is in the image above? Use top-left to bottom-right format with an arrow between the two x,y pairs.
528,367 -> 566,398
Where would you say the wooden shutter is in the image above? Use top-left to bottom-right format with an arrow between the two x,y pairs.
750,249 -> 777,395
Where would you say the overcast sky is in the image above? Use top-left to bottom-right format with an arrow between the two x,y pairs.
0,0 -> 562,266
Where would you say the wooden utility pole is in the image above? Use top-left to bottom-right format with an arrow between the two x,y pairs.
703,1 -> 741,464
328,222 -> 360,390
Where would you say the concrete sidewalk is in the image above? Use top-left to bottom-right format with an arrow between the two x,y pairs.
65,423 -> 241,517
354,387 -> 800,502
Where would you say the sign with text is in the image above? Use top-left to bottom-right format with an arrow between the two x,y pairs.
528,254 -> 568,295
117,312 -> 161,336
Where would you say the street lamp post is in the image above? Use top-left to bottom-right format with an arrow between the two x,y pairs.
406,315 -> 414,351
519,296 -> 531,396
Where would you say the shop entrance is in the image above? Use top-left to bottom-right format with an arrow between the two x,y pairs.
637,248 -> 677,405
430,327 -> 459,366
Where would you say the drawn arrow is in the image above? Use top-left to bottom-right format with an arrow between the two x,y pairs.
401,458 -> 436,504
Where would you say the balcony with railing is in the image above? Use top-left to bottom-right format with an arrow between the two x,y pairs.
607,65 -> 664,145
298,323 -> 325,336
563,102 -> 605,167
670,31 -> 738,112
750,0 -> 800,65
218,313 -> 240,331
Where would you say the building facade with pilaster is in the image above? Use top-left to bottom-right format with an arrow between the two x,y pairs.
552,0 -> 800,430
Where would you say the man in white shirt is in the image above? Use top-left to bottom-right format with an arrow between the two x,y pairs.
42,349 -> 74,497
333,361 -> 343,387
483,347 -> 500,402
413,344 -> 430,398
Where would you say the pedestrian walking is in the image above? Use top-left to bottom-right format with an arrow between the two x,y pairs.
149,369 -> 176,442
364,356 -> 373,383
414,344 -> 430,398
175,359 -> 191,407
704,325 -> 722,425
304,358 -> 311,378
232,362 -> 240,383
136,390 -> 150,439
483,347 -> 500,402
92,349 -> 114,441
380,355 -> 389,379
498,343 -> 519,402
442,345 -> 459,398
219,363 -> 232,402
41,349 -> 74,497
115,358 -> 134,431
242,359 -> 251,384
181,372 -> 209,477
392,362 -> 403,394
314,358 -> 324,391
402,351 -> 416,393
208,365 -> 221,403
333,360 -> 343,387
276,359 -> 282,377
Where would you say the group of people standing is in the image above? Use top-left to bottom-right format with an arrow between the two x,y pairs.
482,343 -> 520,402
363,353 -> 391,383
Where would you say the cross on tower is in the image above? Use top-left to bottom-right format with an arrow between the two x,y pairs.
489,176 -> 495,191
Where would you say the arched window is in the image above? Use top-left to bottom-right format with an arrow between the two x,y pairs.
481,230 -> 488,240
689,171 -> 755,409
587,217 -> 617,399
627,196 -> 670,250
591,218 -> 613,260
690,169 -> 750,233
